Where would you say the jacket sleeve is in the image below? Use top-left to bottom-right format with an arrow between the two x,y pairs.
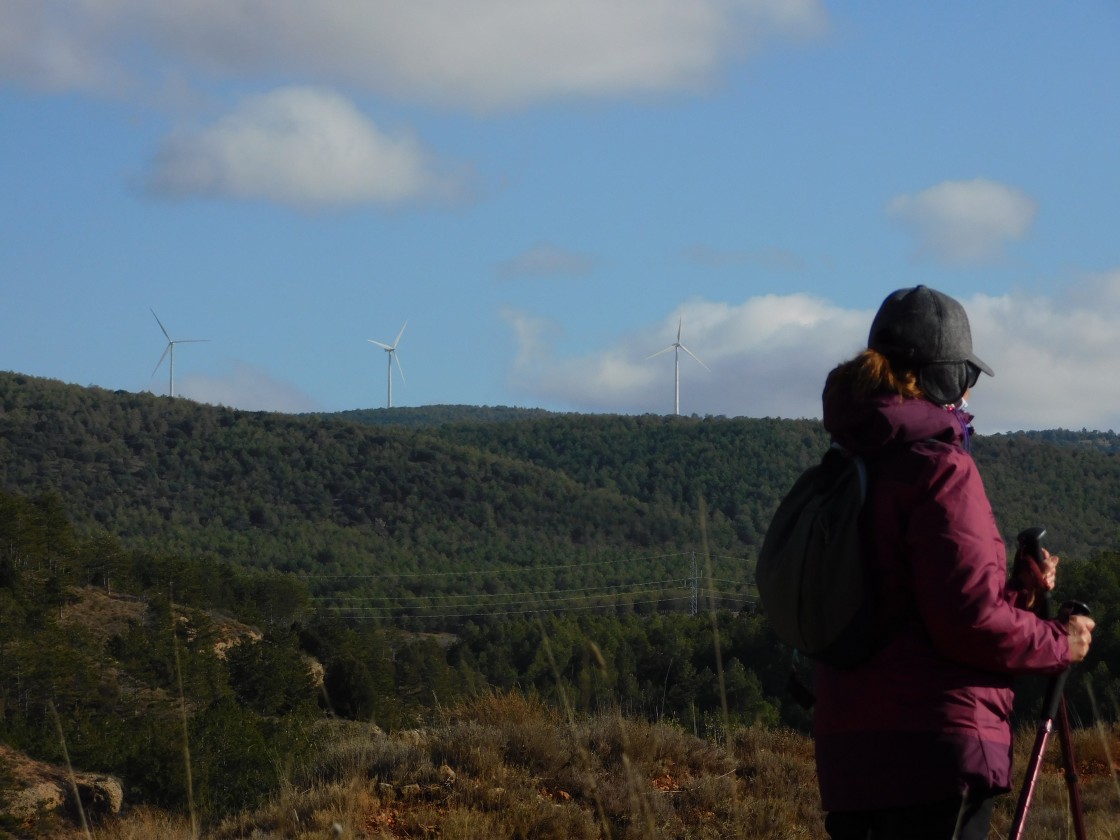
904,449 -> 1070,675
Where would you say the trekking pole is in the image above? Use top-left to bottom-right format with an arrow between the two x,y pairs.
1008,527 -> 1090,840
1054,682 -> 1087,840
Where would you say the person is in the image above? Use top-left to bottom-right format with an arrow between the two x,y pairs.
813,285 -> 1095,840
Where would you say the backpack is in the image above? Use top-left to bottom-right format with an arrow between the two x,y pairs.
755,443 -> 877,669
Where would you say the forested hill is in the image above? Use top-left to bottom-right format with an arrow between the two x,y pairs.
327,404 -> 554,427
342,404 -> 1120,563
3,371 -> 1120,591
4,370 -> 1120,830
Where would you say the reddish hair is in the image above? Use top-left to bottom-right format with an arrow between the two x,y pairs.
824,348 -> 923,402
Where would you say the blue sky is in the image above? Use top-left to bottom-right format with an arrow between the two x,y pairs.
2,1 -> 1118,432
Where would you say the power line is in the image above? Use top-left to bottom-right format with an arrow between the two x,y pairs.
297,553 -> 698,577
313,578 -> 691,605
321,584 -> 755,623
299,548 -> 756,623
299,550 -> 743,580
332,594 -> 698,621
327,581 -> 692,613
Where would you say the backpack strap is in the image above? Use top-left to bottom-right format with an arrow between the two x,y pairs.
786,650 -> 817,710
830,442 -> 868,504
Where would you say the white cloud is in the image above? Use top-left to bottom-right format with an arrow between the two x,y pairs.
505,294 -> 868,418
0,2 -> 118,91
505,279 -> 1120,432
888,178 -> 1038,265
176,362 -> 319,413
496,243 -> 595,280
963,271 -> 1120,431
143,87 -> 463,209
500,308 -> 564,372
2,0 -> 827,108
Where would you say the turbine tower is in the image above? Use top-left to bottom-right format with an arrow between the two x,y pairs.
368,321 -> 407,408
150,309 -> 209,398
648,317 -> 709,416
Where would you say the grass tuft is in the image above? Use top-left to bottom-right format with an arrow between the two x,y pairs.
81,691 -> 1120,839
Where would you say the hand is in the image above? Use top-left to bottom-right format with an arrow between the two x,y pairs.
1016,548 -> 1058,612
1036,548 -> 1059,591
1067,614 -> 1095,664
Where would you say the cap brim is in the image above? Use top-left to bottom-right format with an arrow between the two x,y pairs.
968,354 -> 994,377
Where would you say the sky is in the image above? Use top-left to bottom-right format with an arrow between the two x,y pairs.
2,1 -> 1119,433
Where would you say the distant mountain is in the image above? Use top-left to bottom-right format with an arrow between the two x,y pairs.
0,373 -> 739,617
992,428 -> 1120,453
321,404 -> 556,428
3,371 -> 1119,592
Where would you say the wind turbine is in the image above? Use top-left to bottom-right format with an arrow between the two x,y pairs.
648,317 -> 709,416
150,309 -> 209,398
368,321 -> 407,408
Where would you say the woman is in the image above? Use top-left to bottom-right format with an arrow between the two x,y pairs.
813,286 -> 1095,840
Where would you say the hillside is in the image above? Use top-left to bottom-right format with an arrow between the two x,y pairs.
324,404 -> 556,428
0,373 -> 718,621
9,688 -> 1120,839
5,372 -> 1120,576
3,371 -> 1120,835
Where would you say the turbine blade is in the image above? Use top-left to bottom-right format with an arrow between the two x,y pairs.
647,344 -> 676,360
679,343 -> 710,370
152,344 -> 171,376
151,308 -> 171,341
676,318 -> 683,343
394,352 -> 406,384
393,321 -> 408,348
369,340 -> 392,350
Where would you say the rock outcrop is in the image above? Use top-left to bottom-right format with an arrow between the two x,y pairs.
0,743 -> 123,829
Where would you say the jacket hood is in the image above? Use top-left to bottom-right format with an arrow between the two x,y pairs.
822,388 -> 966,456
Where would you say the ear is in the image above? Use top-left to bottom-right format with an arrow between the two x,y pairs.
917,362 -> 970,406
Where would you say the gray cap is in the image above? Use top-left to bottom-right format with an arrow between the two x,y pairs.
868,286 -> 993,404
869,286 -> 993,373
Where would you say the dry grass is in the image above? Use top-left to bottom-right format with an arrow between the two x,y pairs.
990,722 -> 1120,839
8,692 -> 1113,840
57,588 -> 147,648
90,807 -> 194,840
71,694 -> 1120,840
84,691 -> 825,840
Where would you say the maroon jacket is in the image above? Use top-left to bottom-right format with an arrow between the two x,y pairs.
813,392 -> 1070,812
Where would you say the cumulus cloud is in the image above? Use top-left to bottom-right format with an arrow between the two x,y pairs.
176,362 -> 319,413
504,294 -> 868,418
501,308 -> 564,371
0,2 -> 118,91
888,178 -> 1038,265
496,243 -> 595,280
143,87 -> 463,209
504,278 -> 1120,432
963,270 -> 1120,431
2,0 -> 827,107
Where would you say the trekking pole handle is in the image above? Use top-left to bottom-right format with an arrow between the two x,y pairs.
1016,526 -> 1046,557
1015,527 -> 1050,617
1059,600 -> 1091,621
1015,525 -> 1092,622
